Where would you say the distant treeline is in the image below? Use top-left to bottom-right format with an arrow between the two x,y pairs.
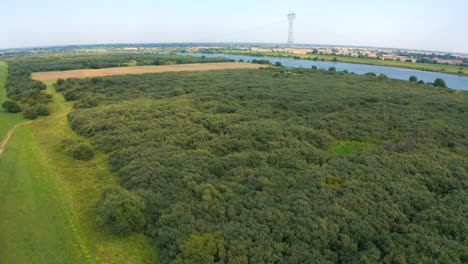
58,67 -> 467,264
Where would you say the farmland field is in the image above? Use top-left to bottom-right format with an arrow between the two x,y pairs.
31,62 -> 263,81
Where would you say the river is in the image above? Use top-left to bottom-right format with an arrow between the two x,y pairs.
178,52 -> 468,90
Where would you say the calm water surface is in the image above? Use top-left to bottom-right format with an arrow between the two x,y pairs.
179,52 -> 468,90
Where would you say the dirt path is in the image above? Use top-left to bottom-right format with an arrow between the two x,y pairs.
0,82 -> 65,156
0,121 -> 33,155
31,62 -> 263,81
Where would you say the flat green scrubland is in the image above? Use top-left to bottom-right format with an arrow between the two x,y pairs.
2,53 -> 467,264
60,67 -> 467,263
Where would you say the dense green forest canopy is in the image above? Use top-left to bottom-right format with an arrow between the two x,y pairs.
2,53 -> 232,117
57,67 -> 467,264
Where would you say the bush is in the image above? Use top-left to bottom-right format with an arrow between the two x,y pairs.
409,75 -> 418,82
434,78 -> 447,88
418,80 -> 425,84
34,104 -> 50,116
328,67 -> 336,72
23,107 -> 38,119
74,97 -> 98,109
275,62 -> 282,67
251,59 -> 272,65
64,90 -> 79,101
56,79 -> 65,86
72,143 -> 95,160
23,104 -> 50,119
172,88 -> 186,96
96,186 -> 146,236
365,72 -> 376,76
377,73 -> 388,80
2,100 -> 21,113
311,66 -> 318,70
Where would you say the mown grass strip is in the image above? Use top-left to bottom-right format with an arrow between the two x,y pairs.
0,62 -> 24,139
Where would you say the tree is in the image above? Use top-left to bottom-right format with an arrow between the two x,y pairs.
311,66 -> 318,70
434,78 -> 447,88
378,73 -> 388,80
34,104 -> 50,116
2,100 -> 21,113
23,107 -> 38,119
180,232 -> 225,263
275,61 -> 282,67
328,67 -> 337,72
72,143 -> 95,160
64,90 -> 79,101
409,75 -> 418,82
96,186 -> 146,236
56,78 -> 65,86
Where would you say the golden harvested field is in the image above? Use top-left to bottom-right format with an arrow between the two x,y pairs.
31,62 -> 263,80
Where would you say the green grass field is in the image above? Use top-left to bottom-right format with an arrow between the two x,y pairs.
0,62 -> 23,139
0,123 -> 88,263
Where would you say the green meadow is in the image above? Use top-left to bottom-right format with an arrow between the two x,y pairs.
0,62 -> 23,138
0,122 -> 88,263
0,75 -> 157,263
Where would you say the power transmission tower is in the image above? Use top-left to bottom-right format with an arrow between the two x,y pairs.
287,11 -> 296,45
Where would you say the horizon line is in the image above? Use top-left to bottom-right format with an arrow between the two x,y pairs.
1,42 -> 467,56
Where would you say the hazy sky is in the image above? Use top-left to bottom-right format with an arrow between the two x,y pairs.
2,0 -> 468,53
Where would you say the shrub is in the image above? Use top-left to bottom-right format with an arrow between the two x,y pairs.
311,66 -> 318,70
328,67 -> 337,72
2,100 -> 21,113
180,232 -> 225,263
23,104 -> 50,119
172,88 -> 186,96
378,73 -> 388,80
34,104 -> 50,116
409,75 -> 418,82
365,72 -> 376,76
275,62 -> 282,67
56,78 -> 65,86
23,107 -> 38,119
418,80 -> 425,84
96,186 -> 146,236
72,143 -> 95,160
64,90 -> 79,101
325,175 -> 341,185
74,97 -> 98,109
434,78 -> 447,88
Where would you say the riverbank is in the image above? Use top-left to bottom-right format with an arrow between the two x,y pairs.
189,49 -> 468,77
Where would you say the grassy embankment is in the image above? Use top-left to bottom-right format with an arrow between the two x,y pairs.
0,62 -> 89,263
0,62 -> 23,138
0,59 -> 157,263
31,81 -> 159,264
194,49 -> 468,76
